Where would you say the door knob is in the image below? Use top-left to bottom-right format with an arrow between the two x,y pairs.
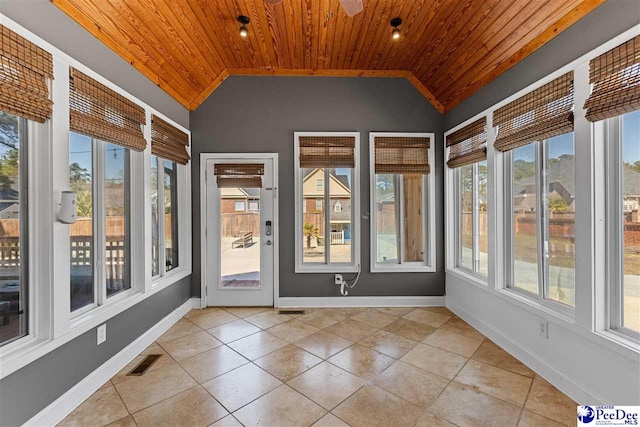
266,240 -> 272,245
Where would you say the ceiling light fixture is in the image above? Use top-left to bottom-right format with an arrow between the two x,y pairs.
390,17 -> 402,40
238,15 -> 250,38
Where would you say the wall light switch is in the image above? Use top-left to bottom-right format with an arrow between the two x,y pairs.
97,324 -> 107,345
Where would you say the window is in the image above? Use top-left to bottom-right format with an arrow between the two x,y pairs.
506,135 -> 576,307
370,133 -> 435,272
454,162 -> 488,276
606,110 -> 640,336
0,111 -> 28,347
235,201 -> 245,212
447,117 -> 488,278
295,133 -> 359,272
248,201 -> 259,212
70,133 -> 132,313
151,156 -> 180,277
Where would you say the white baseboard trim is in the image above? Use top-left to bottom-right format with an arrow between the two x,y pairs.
277,296 -> 445,308
446,300 -> 607,405
190,297 -> 202,309
25,299 -> 192,427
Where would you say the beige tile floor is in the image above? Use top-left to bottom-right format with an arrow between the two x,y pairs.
59,307 -> 577,427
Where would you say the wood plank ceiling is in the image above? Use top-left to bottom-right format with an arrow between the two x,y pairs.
51,0 -> 605,112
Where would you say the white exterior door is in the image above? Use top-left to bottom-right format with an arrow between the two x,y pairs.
204,154 -> 277,306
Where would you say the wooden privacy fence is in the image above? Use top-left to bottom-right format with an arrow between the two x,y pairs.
221,213 -> 260,238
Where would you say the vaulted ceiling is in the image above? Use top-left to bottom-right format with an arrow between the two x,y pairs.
52,0 -> 605,112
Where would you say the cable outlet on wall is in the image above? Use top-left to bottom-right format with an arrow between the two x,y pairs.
334,274 -> 344,285
97,324 -> 107,345
538,319 -> 548,339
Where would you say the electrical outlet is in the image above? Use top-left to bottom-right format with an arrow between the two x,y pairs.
97,324 -> 107,345
538,319 -> 548,339
334,274 -> 343,285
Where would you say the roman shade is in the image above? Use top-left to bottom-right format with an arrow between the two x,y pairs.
0,24 -> 53,123
298,136 -> 355,168
493,72 -> 574,152
69,67 -> 146,151
446,117 -> 487,168
584,35 -> 640,122
151,115 -> 190,165
214,163 -> 264,188
374,136 -> 430,174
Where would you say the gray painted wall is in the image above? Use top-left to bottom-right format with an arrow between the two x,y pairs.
444,0 -> 640,129
190,76 -> 445,298
0,0 -> 189,129
0,277 -> 191,427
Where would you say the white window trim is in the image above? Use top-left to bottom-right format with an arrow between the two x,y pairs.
294,132 -> 360,273
0,15 -> 193,380
443,24 -> 640,355
603,114 -> 640,341
234,201 -> 245,212
369,132 -> 436,273
447,160 -> 488,282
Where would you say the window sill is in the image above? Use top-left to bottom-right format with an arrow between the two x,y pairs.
0,267 -> 190,380
295,265 -> 359,274
371,264 -> 436,273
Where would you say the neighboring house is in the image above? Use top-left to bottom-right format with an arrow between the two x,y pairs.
302,168 -> 352,242
0,188 -> 19,220
514,181 -> 575,212
220,187 -> 260,213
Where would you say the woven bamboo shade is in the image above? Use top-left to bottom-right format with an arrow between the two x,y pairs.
584,35 -> 640,122
299,136 -> 355,168
0,25 -> 53,123
69,67 -> 146,151
151,115 -> 190,164
493,72 -> 574,152
374,136 -> 430,174
446,117 -> 487,168
214,163 -> 264,188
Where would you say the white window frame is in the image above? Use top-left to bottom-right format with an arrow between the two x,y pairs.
234,201 -> 245,212
294,132 -> 360,273
0,15 -> 192,380
451,161 -> 488,280
369,132 -> 436,273
150,156 -> 181,282
70,136 -> 137,318
503,138 -> 576,317
604,114 -> 640,341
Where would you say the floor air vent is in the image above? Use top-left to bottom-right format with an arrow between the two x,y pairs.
278,309 -> 305,315
127,354 -> 162,376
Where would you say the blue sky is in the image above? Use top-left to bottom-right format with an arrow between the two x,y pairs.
70,132 -> 126,179
623,110 -> 640,164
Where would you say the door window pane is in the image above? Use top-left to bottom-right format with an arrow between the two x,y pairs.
151,156 -> 160,277
458,165 -> 474,270
376,174 -> 398,263
330,168 -> 352,263
70,132 -> 94,311
0,111 -> 27,346
164,160 -> 178,271
105,143 -> 130,297
545,133 -> 575,306
512,144 -> 539,295
221,185 -> 260,288
622,110 -> 640,332
303,168 -> 324,263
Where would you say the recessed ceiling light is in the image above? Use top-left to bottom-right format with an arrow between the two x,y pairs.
238,15 -> 250,38
390,17 -> 402,40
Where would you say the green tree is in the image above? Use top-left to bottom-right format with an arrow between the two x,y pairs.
303,223 -> 319,249
549,194 -> 568,212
